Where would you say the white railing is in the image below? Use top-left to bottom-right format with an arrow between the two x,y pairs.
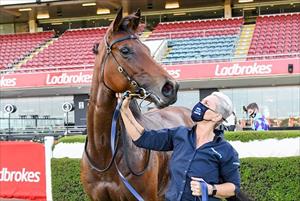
259,12 -> 300,18
0,125 -> 86,136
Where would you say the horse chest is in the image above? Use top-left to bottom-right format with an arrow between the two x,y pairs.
93,182 -> 145,201
89,174 -> 126,201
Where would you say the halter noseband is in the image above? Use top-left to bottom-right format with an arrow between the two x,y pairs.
101,33 -> 148,98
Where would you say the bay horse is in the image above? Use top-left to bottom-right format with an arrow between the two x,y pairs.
81,8 -> 251,201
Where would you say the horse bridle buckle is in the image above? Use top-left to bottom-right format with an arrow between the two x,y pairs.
118,66 -> 124,73
106,46 -> 112,54
131,80 -> 137,87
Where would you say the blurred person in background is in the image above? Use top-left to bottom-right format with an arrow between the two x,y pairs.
223,111 -> 237,131
243,103 -> 269,131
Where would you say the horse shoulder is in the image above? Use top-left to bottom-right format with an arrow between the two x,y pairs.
139,106 -> 194,130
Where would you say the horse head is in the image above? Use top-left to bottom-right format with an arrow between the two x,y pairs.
95,8 -> 179,108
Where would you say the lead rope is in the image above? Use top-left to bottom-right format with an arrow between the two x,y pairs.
194,178 -> 209,201
111,92 -> 145,201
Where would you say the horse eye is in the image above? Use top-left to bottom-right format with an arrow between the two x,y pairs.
120,47 -> 130,55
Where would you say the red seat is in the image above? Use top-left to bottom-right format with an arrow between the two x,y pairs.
147,18 -> 244,40
248,13 -> 300,58
0,31 -> 54,69
18,27 -> 108,70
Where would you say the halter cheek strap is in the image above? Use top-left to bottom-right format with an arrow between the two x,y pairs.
101,34 -> 149,96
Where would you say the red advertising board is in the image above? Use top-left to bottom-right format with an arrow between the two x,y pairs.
0,58 -> 299,89
0,142 -> 46,201
164,58 -> 299,80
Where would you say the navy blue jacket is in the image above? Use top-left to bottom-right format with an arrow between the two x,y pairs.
133,126 -> 240,201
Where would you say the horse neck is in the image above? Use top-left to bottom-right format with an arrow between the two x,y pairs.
88,82 -> 116,154
87,41 -> 148,164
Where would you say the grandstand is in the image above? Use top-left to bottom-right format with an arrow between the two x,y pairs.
0,0 -> 299,133
146,17 -> 244,63
0,31 -> 54,70
248,13 -> 300,59
21,27 -> 107,70
148,17 -> 243,39
1,13 -> 299,70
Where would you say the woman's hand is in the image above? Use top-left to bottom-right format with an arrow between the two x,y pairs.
117,93 -> 144,141
122,96 -> 131,109
116,93 -> 131,113
190,177 -> 213,196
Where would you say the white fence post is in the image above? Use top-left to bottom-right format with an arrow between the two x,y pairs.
44,136 -> 54,201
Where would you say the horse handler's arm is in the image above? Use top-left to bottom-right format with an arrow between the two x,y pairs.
191,178 -> 237,198
212,182 -> 236,198
120,97 -> 144,141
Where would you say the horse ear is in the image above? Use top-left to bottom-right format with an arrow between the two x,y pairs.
134,8 -> 141,18
132,8 -> 141,30
113,7 -> 123,32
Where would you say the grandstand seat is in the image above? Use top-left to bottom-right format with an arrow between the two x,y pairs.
162,35 -> 239,64
0,31 -> 54,70
147,18 -> 243,64
20,27 -> 108,70
248,13 -> 300,59
148,18 -> 243,40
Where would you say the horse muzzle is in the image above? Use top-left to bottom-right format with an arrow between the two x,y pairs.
162,80 -> 178,98
156,80 -> 179,108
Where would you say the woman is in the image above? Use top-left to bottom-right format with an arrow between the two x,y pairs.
120,92 -> 240,201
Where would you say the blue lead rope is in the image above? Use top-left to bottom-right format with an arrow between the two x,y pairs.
111,99 -> 145,201
193,178 -> 209,201
199,179 -> 209,201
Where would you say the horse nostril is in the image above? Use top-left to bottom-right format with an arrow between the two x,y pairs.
162,81 -> 175,97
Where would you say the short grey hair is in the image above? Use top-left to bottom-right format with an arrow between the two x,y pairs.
211,92 -> 233,121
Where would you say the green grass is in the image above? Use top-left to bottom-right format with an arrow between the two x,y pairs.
57,135 -> 86,143
52,158 -> 89,201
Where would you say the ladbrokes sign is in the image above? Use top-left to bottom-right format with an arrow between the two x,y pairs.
0,70 -> 93,89
0,142 -> 47,201
0,168 -> 41,183
165,58 -> 298,79
214,63 -> 272,76
0,58 -> 299,89
0,76 -> 17,87
46,72 -> 92,85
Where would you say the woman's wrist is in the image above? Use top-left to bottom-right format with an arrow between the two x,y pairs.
207,183 -> 213,195
207,184 -> 218,197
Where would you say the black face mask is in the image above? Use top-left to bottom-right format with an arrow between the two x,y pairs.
191,102 -> 209,122
249,112 -> 257,118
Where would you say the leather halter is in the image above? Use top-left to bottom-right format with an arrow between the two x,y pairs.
84,33 -> 151,173
101,33 -> 148,97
